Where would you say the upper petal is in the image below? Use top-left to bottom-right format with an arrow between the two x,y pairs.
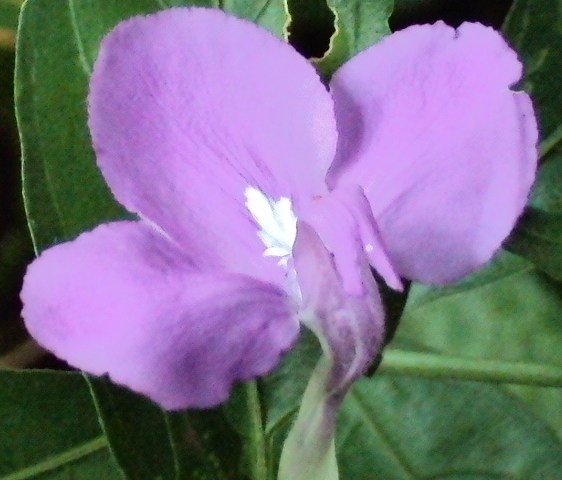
21,221 -> 298,409
88,8 -> 337,285
328,22 -> 538,284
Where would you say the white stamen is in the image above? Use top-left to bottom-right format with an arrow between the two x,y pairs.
244,186 -> 297,266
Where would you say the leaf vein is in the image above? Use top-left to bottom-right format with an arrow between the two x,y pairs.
349,388 -> 418,479
67,0 -> 93,76
0,436 -> 108,480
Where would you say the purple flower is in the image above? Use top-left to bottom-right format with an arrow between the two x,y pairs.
21,8 -> 537,410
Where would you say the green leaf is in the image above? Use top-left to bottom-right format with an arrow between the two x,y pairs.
398,251 -> 562,436
338,375 -> 562,479
507,207 -> 562,281
263,329 -> 321,434
89,377 -> 245,480
502,0 -> 562,276
222,0 -> 289,39
503,0 -> 562,145
0,370 -> 121,480
507,150 -> 562,280
169,408 -> 244,480
16,0 -> 129,251
87,378 -> 180,480
315,0 -> 393,77
224,383 -> 268,480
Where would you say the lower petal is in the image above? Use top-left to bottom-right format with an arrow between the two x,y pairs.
21,221 -> 298,409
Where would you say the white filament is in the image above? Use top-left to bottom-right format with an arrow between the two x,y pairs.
244,186 -> 297,266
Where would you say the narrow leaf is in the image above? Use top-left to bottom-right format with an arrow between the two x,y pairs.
0,370 -> 121,480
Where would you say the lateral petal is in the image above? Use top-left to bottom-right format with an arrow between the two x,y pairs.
328,22 -> 538,284
21,221 -> 298,409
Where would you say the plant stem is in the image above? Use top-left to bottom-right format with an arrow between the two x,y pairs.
246,381 -> 268,480
379,349 -> 562,387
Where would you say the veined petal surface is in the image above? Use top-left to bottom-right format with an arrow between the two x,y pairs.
88,8 -> 337,286
328,22 -> 537,284
21,221 -> 298,409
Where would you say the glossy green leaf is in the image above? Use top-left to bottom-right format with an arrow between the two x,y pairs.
90,378 -> 246,480
315,0 -> 393,77
224,383 -> 270,480
0,370 -> 121,480
87,378 -> 180,480
338,375 -> 562,479
17,0 -> 127,251
168,408 -> 244,480
221,0 -> 289,38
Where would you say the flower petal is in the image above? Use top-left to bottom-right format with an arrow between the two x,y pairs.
21,221 -> 298,409
328,22 -> 538,284
88,8 -> 337,285
298,186 -> 402,292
